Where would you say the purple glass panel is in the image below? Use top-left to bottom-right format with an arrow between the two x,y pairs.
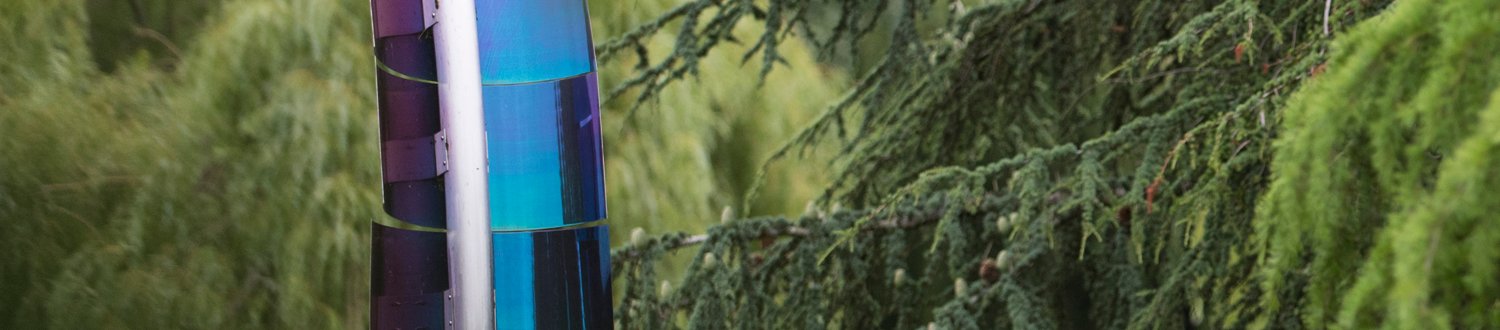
373,6 -> 444,228
560,73 -> 606,223
370,0 -> 427,38
372,223 -> 449,330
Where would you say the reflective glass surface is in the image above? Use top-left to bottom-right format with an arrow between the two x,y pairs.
492,226 -> 610,329
484,73 -> 605,230
370,0 -> 426,38
372,224 -> 449,329
475,0 -> 595,84
375,30 -> 445,228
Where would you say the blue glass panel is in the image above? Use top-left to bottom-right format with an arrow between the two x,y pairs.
493,232 -> 537,329
492,226 -> 610,330
475,0 -> 595,84
484,81 -> 565,229
484,73 -> 605,230
565,74 -> 607,223
577,226 -> 610,328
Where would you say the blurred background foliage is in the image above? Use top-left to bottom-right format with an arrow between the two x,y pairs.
0,0 -> 844,327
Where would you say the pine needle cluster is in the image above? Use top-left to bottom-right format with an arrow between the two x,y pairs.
606,0 -> 1499,328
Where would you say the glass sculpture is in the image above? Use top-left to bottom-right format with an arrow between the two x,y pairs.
370,0 -> 610,328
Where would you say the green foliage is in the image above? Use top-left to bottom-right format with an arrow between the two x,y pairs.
601,0 -> 1486,328
591,1 -> 849,245
1258,0 -> 1500,327
2,0 -> 375,327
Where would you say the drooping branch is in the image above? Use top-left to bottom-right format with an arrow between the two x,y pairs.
612,197 -> 956,262
603,0 -> 1407,328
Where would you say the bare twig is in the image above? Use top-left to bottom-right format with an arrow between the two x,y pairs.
133,26 -> 183,60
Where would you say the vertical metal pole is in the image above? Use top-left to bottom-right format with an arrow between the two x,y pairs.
433,0 -> 494,328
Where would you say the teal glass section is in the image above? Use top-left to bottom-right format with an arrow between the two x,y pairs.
484,82 -> 565,229
490,227 -> 610,329
475,0 -> 595,84
483,73 -> 604,230
492,233 -> 536,329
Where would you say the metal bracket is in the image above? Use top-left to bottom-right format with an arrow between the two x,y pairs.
443,289 -> 456,330
381,130 -> 450,183
423,0 -> 438,27
434,130 -> 449,175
